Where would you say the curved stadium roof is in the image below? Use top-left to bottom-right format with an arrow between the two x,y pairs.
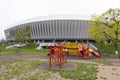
5,15 -> 92,41
6,15 -> 91,29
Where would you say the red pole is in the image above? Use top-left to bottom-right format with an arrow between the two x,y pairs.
59,45 -> 62,68
76,42 -> 78,57
49,45 -> 52,68
65,47 -> 67,63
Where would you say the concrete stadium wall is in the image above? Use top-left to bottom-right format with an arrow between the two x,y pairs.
4,20 -> 91,42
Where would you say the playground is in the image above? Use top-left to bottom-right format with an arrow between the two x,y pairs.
47,41 -> 104,67
0,42 -> 120,80
0,54 -> 120,80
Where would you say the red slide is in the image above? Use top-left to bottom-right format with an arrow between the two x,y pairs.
80,48 -> 102,58
90,51 -> 102,58
80,48 -> 89,59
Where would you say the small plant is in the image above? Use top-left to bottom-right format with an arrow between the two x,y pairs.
100,76 -> 107,80
112,68 -> 116,70
92,59 -> 112,66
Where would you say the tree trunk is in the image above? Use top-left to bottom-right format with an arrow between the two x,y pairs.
114,43 -> 118,54
100,42 -> 103,52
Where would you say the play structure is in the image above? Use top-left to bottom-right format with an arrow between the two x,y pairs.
48,44 -> 67,68
79,42 -> 102,59
63,41 -> 102,59
63,42 -> 79,57
48,41 -> 102,68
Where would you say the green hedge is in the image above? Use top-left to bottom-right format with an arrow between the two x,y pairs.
94,43 -> 120,56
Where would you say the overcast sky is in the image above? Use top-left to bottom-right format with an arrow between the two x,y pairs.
0,0 -> 119,40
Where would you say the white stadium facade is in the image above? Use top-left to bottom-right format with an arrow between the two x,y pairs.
4,15 -> 92,42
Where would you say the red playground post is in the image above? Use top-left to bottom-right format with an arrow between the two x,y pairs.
59,45 -> 62,68
49,45 -> 52,68
48,44 -> 67,68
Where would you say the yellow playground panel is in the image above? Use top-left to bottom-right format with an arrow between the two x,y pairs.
61,42 -> 102,58
63,43 -> 81,57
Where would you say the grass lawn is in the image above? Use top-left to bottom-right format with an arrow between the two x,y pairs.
0,44 -> 49,55
0,43 -> 120,57
0,60 -> 45,80
21,69 -> 50,80
0,43 -> 119,80
0,48 -> 49,55
0,60 -> 99,80
49,62 -> 98,80
19,62 -> 99,80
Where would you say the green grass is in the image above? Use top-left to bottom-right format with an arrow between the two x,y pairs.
0,44 -> 10,52
21,49 -> 49,54
50,62 -> 98,80
20,62 -> 98,80
0,44 -> 49,55
21,69 -> 50,80
0,49 -> 49,55
0,59 -> 110,80
0,44 -> 11,49
0,43 -> 120,57
0,60 -> 45,80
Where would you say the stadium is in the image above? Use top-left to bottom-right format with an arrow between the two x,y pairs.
4,15 -> 92,42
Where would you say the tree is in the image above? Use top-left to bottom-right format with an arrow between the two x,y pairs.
14,29 -> 25,43
14,25 -> 31,44
23,25 -> 31,44
89,8 -> 120,54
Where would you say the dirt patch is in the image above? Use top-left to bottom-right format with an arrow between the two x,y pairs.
97,65 -> 120,80
96,59 -> 120,80
37,62 -> 78,71
107,59 -> 120,66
